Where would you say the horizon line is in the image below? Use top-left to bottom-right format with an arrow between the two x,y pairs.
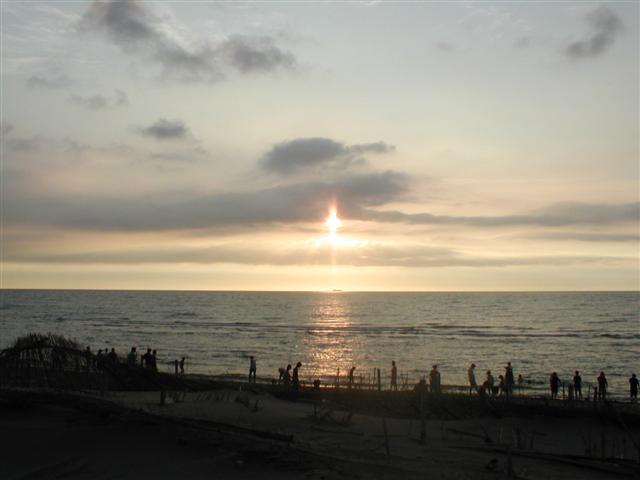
1,288 -> 638,294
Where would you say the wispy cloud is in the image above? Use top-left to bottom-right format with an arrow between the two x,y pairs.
527,232 -> 639,243
565,6 -> 624,60
26,73 -> 73,89
360,202 -> 640,227
78,0 -> 297,82
5,240 -> 634,269
69,90 -> 129,110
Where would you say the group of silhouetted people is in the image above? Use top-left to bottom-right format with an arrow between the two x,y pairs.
274,361 -> 303,391
466,362 -> 519,398
81,344 -> 188,375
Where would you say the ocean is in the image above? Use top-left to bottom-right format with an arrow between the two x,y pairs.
1,290 -> 638,396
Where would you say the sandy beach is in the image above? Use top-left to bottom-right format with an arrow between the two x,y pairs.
1,384 -> 638,480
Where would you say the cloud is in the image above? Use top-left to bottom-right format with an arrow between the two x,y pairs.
26,73 -> 74,89
4,135 -> 50,153
261,137 -> 395,175
69,90 -> 129,110
527,232 -> 639,243
5,240 -> 633,269
565,6 -> 624,59
70,94 -> 107,110
221,35 -> 297,73
136,118 -> 189,140
435,42 -> 455,53
3,171 -> 409,231
78,0 -> 297,82
1,122 -> 13,136
359,202 -> 640,227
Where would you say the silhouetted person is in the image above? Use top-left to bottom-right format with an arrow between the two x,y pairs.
85,346 -> 92,371
107,348 -> 117,364
348,366 -> 356,389
390,361 -> 398,391
150,350 -> 158,371
597,372 -> 608,401
96,349 -> 105,370
468,363 -> 477,394
483,370 -> 494,396
498,375 -> 505,396
550,372 -> 560,399
292,362 -> 301,391
179,357 -> 185,374
429,365 -> 441,394
127,347 -> 137,367
505,362 -> 514,396
283,364 -> 292,387
573,371 -> 582,400
630,374 -> 639,402
249,356 -> 257,383
174,359 -> 179,375
141,348 -> 152,368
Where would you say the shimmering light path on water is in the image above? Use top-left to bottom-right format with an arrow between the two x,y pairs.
1,290 -> 637,394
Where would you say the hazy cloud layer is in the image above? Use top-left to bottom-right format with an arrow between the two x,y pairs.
3,171 -> 409,230
26,73 -> 73,89
136,118 -> 189,140
262,137 -> 395,174
69,90 -> 128,109
5,241 -> 633,269
565,6 -> 624,59
527,232 -> 639,243
361,202 -> 640,227
1,122 -> 14,136
78,0 -> 297,81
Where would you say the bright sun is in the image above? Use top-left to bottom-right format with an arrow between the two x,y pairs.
325,208 -> 342,237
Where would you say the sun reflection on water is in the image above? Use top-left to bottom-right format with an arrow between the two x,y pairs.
303,294 -> 362,379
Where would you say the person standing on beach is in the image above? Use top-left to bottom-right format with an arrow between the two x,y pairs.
630,374 -> 639,402
505,362 -> 514,397
141,348 -> 152,368
597,372 -> 608,401
179,357 -> 185,374
292,362 -> 302,391
550,372 -> 560,399
107,348 -> 117,364
249,356 -> 257,383
348,366 -> 356,389
429,365 -> 441,394
84,346 -> 92,371
127,347 -> 137,367
96,349 -> 104,370
483,370 -> 495,396
283,364 -> 292,387
573,371 -> 582,400
468,363 -> 477,394
151,350 -> 158,371
390,361 -> 398,391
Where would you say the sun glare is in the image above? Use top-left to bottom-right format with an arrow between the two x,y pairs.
326,208 -> 342,237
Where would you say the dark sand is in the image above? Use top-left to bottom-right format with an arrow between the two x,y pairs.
1,388 -> 638,480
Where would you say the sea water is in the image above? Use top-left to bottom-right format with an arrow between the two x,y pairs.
1,290 -> 637,396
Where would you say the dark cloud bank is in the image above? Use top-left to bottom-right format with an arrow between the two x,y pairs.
78,0 -> 297,82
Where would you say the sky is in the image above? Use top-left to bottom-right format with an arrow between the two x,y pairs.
1,1 -> 638,291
